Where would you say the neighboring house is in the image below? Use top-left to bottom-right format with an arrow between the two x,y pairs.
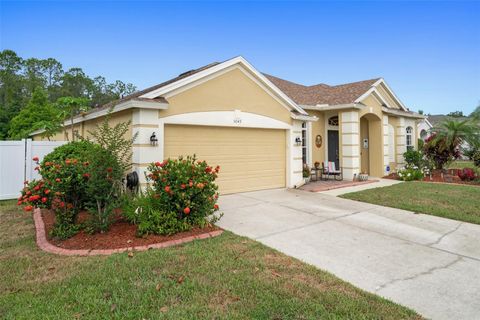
417,118 -> 433,141
31,56 -> 424,194
427,114 -> 471,128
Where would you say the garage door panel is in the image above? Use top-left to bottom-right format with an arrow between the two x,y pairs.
164,125 -> 286,194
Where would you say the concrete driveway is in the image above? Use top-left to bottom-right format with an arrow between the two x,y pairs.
217,188 -> 480,320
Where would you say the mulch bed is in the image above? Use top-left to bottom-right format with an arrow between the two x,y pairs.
41,209 -> 220,250
384,169 -> 480,186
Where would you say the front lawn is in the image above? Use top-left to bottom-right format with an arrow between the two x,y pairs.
341,182 -> 480,225
0,200 -> 420,319
447,160 -> 476,169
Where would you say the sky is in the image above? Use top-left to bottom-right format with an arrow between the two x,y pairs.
1,1 -> 479,115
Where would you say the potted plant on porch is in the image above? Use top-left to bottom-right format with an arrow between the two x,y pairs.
303,164 -> 311,183
358,172 -> 369,181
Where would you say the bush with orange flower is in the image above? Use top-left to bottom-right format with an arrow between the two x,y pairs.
20,141 -> 124,239
19,179 -> 52,212
35,155 -> 89,238
122,155 -> 222,236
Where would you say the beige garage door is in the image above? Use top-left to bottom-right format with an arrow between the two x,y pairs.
164,124 -> 286,194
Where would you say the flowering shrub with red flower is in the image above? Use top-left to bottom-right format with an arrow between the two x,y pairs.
458,168 -> 476,181
423,133 -> 461,170
18,179 -> 52,211
122,155 -> 222,236
36,156 -> 89,238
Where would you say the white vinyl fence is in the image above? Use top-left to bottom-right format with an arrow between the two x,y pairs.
0,139 -> 66,200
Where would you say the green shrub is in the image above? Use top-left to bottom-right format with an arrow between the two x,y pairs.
473,150 -> 480,167
397,167 -> 424,181
42,140 -> 101,165
122,155 -> 222,236
403,149 -> 424,168
38,157 -> 89,239
83,108 -> 138,173
122,191 -> 190,236
83,147 -> 123,233
21,116 -> 136,239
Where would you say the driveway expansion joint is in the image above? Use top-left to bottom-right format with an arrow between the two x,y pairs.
336,214 -> 480,262
254,211 -> 361,240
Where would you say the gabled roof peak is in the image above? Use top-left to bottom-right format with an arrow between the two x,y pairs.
264,74 -> 381,106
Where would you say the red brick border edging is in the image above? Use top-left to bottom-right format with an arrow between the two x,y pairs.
33,208 -> 223,256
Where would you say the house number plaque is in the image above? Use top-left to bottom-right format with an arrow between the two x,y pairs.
233,110 -> 242,125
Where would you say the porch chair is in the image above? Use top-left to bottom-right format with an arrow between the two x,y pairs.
322,161 -> 343,181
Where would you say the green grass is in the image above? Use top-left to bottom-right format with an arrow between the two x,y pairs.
0,200 -> 420,319
447,160 -> 475,169
341,182 -> 480,225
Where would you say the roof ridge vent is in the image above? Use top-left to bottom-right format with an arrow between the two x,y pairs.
178,69 -> 196,78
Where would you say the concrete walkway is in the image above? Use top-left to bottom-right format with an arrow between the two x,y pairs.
217,188 -> 480,320
318,178 -> 403,196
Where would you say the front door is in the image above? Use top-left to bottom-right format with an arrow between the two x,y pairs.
328,130 -> 339,168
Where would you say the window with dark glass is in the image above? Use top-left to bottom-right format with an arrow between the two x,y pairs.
328,116 -> 339,126
302,122 -> 307,164
406,126 -> 413,150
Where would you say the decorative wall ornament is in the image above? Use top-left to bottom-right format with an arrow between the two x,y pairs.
315,135 -> 322,148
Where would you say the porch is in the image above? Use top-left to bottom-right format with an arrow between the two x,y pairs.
299,178 -> 379,193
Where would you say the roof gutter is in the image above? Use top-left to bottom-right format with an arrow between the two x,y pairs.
300,103 -> 364,111
381,107 -> 426,119
290,113 -> 319,122
29,99 -> 169,137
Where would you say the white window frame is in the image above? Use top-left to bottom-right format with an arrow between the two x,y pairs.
301,122 -> 308,164
406,126 -> 413,150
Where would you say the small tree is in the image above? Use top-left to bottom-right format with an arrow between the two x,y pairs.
85,108 -> 138,172
56,96 -> 90,141
8,89 -> 60,139
83,147 -> 123,233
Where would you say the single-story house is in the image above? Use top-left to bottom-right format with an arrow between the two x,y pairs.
417,118 -> 433,141
32,56 -> 424,194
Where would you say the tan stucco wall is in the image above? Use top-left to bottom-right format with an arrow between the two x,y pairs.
388,116 -> 399,168
308,110 -> 326,164
376,83 -> 401,110
359,94 -> 384,119
32,109 -> 133,142
358,94 -> 385,177
367,116 -> 383,177
360,117 -> 369,173
160,67 -> 292,124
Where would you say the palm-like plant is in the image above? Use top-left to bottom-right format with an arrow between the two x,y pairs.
425,119 -> 479,169
432,119 -> 477,153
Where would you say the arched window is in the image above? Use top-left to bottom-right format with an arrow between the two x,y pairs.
406,126 -> 413,150
420,129 -> 428,140
328,116 -> 339,127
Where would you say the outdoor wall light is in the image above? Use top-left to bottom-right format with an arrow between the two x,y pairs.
295,137 -> 302,146
150,132 -> 158,146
